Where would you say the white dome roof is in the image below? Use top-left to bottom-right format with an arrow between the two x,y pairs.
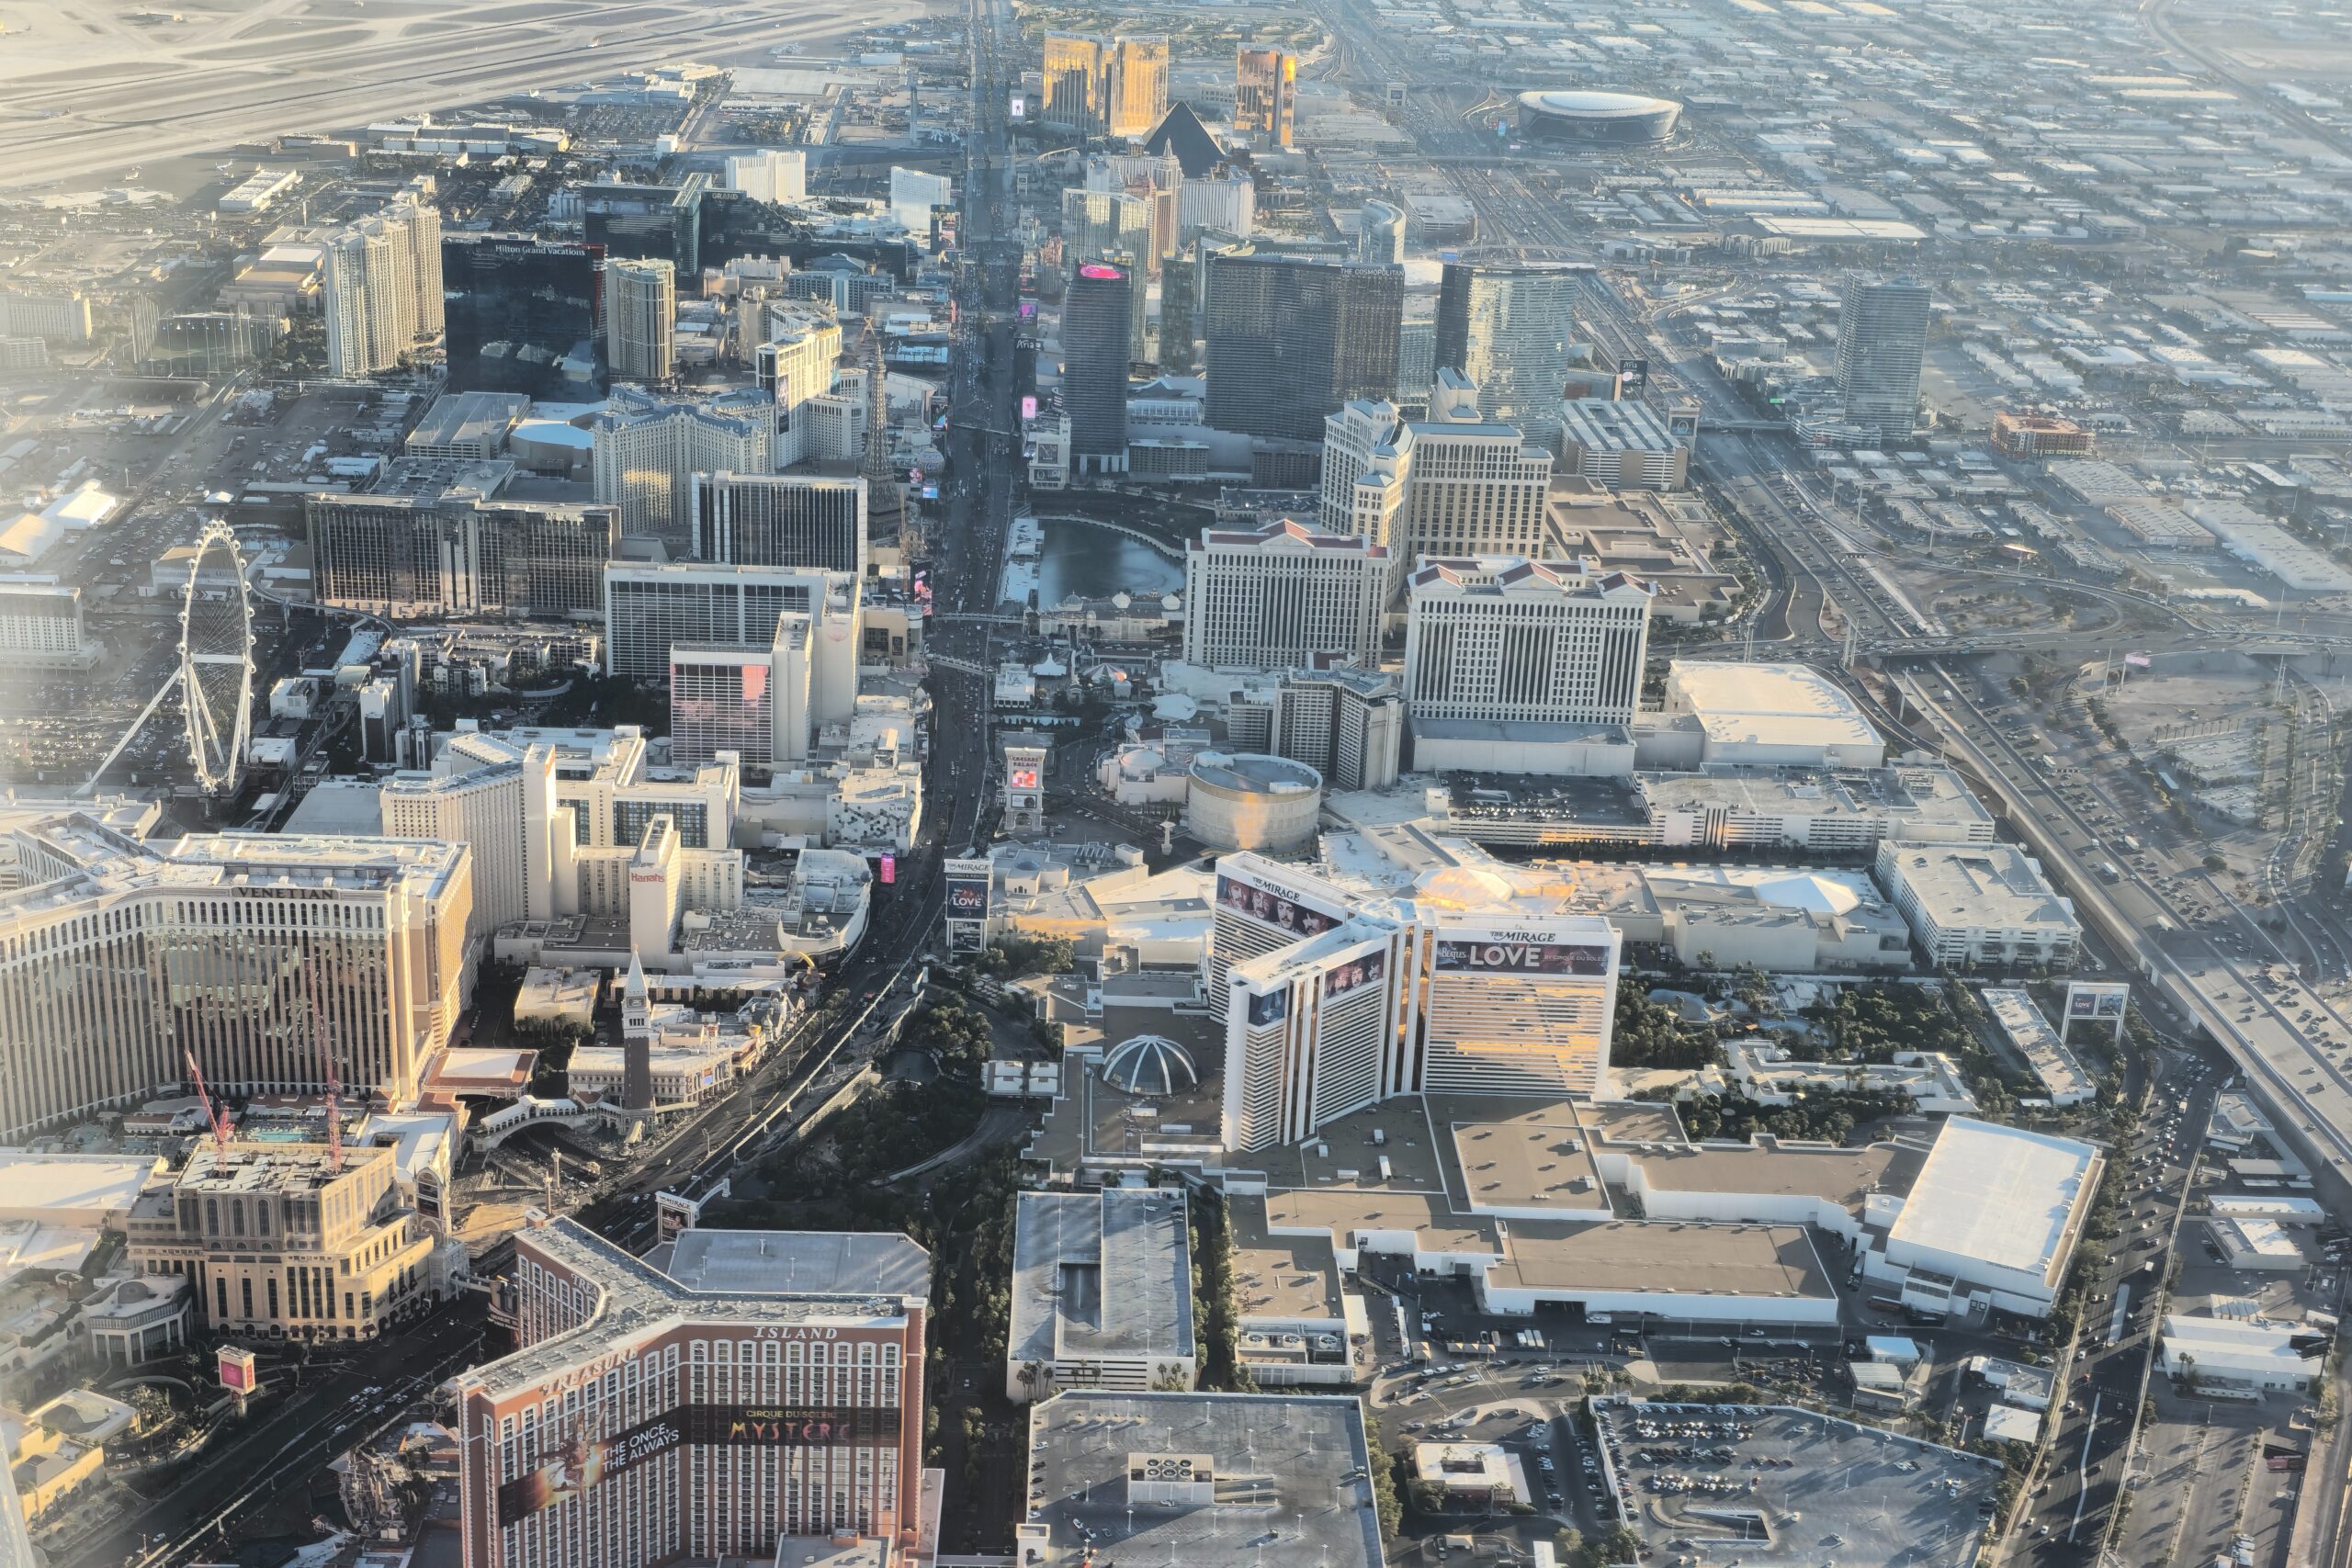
1755,873 -> 1860,916
1102,1035 -> 1199,1097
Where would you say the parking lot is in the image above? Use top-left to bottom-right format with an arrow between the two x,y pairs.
1591,1399 -> 1999,1567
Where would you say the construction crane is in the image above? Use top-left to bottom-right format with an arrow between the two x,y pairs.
305,963 -> 344,1171
182,1049 -> 231,1154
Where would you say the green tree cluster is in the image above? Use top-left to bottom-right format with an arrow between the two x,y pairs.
1572,1526 -> 1643,1568
1361,1409 -> 1404,1540
1190,1189 -> 1254,1391
1610,989 -> 1721,1071
1679,1087 -> 1913,1145
973,935 -> 1076,978
903,994 -> 995,1072
1799,982 -> 1973,1064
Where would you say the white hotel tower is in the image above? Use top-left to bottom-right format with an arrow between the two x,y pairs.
1214,852 -> 1622,1151
1180,520 -> 1391,673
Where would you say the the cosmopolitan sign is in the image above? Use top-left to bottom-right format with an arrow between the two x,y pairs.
1432,934 -> 1611,976
499,1404 -> 903,1522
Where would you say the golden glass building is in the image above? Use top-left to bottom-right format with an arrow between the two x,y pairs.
1106,36 -> 1169,139
1234,47 -> 1296,147
1213,852 -> 1623,1150
1042,32 -> 1107,135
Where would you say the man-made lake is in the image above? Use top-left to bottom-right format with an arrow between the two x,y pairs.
1006,516 -> 1185,605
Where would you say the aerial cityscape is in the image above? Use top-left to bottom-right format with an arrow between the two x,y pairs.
1,0 -> 2351,1565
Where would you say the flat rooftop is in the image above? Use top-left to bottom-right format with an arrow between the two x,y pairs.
1880,843 -> 2076,931
458,1220 -> 933,1403
1622,1137 -> 1918,1209
407,389 -> 529,450
2161,1314 -> 2320,1366
1024,1393 -> 1381,1568
1886,1118 -> 2102,1288
280,779 -> 385,837
0,1152 -> 163,1223
1436,1099 -> 1611,1213
652,1229 -> 933,1299
422,1047 -> 537,1097
1010,1189 -> 1196,1366
1638,762 -> 1993,831
1596,1400 -> 1994,1567
1491,1220 -> 1828,1301
1665,660 -> 1881,752
1227,1197 -> 1348,1324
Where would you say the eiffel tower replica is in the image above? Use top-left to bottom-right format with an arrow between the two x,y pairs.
859,331 -> 907,548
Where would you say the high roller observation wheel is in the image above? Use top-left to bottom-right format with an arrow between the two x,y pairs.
179,520 -> 254,797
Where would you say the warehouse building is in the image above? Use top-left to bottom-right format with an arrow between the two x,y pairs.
1866,1118 -> 2103,1318
1645,661 -> 1887,771
2160,1314 -> 2323,1392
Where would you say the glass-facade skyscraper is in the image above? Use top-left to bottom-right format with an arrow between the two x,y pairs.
1204,254 -> 1402,444
1433,262 -> 1591,445
1062,262 -> 1135,467
1836,274 -> 1932,444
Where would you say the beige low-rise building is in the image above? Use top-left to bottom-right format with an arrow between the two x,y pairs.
8,1387 -> 135,1522
125,1143 -> 460,1341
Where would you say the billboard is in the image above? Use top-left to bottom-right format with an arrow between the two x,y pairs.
2064,980 -> 2131,1039
2066,985 -> 2128,1020
1431,935 -> 1611,976
1216,871 -> 1343,942
1323,950 -> 1385,998
1009,92 -> 1026,119
498,1416 -> 683,1521
945,861 -> 992,918
218,1346 -> 257,1393
499,1403 -> 906,1522
880,853 -> 896,886
655,1190 -> 704,1243
1245,988 -> 1289,1027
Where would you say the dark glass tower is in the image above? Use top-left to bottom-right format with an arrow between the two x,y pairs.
1063,262 -> 1134,466
1203,255 -> 1401,443
441,236 -> 606,398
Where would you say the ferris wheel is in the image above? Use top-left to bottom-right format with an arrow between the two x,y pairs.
178,521 -> 254,797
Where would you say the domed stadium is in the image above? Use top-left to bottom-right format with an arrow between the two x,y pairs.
1101,1034 -> 1199,1098
1516,90 -> 1682,144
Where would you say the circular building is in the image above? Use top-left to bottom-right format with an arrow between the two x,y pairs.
1184,751 -> 1324,853
510,418 -> 594,479
1516,90 -> 1681,144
